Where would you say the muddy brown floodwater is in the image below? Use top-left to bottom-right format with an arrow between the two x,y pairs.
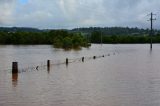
0,44 -> 160,106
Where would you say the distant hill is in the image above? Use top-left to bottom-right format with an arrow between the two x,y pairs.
0,27 -> 42,32
1,27 -> 160,36
71,27 -> 160,36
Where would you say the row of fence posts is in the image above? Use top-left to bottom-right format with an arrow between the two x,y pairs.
11,55 -> 106,87
12,55 -> 105,74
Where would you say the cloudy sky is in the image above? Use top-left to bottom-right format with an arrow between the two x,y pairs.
0,0 -> 160,29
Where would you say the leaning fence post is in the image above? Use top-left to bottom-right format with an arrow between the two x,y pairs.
66,58 -> 69,65
47,60 -> 50,71
12,62 -> 18,74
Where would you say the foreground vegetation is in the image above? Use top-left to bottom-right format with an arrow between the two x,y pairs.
0,30 -> 90,49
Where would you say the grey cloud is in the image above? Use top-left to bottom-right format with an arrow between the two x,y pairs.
0,0 -> 16,25
0,0 -> 160,29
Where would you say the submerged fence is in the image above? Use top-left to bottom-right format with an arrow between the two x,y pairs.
10,52 -> 118,74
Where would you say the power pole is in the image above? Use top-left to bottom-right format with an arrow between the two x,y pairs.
101,30 -> 102,45
148,12 -> 156,49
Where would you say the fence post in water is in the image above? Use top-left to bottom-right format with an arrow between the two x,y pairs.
66,58 -> 69,65
12,62 -> 18,74
47,60 -> 50,71
93,56 -> 96,59
82,57 -> 84,62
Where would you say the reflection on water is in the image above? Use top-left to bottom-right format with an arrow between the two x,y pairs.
12,73 -> 18,87
150,47 -> 153,55
0,44 -> 160,106
47,67 -> 50,73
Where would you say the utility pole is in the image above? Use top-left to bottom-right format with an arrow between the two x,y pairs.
101,30 -> 102,45
148,12 -> 156,49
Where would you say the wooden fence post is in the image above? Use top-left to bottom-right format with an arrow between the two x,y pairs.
93,56 -> 96,59
66,58 -> 68,65
47,60 -> 50,71
12,62 -> 18,74
82,57 -> 84,62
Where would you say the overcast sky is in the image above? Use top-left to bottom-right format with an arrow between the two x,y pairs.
0,0 -> 160,29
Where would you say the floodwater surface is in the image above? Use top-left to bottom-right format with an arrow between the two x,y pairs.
0,44 -> 160,106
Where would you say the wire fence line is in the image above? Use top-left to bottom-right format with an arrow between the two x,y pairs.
5,52 -> 118,74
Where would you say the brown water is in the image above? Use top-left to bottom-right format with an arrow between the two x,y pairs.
0,44 -> 160,106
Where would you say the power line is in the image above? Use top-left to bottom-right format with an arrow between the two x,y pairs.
147,12 -> 156,49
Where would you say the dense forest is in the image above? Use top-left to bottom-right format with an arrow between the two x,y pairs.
90,30 -> 160,44
72,27 -> 160,44
0,30 -> 90,49
0,27 -> 160,47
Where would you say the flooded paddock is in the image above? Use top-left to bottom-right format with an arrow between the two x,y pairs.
0,44 -> 160,106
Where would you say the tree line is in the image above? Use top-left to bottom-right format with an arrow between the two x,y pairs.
90,31 -> 160,44
0,30 -> 90,49
1,27 -> 160,48
72,27 -> 160,36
